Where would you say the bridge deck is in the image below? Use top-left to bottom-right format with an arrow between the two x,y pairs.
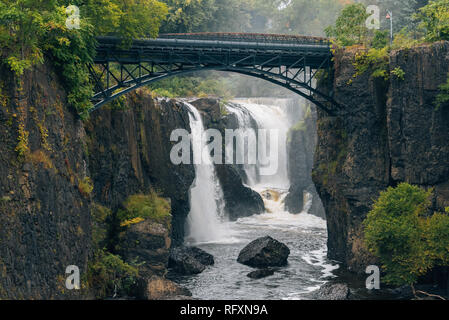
95,34 -> 331,69
91,33 -> 337,114
158,32 -> 329,45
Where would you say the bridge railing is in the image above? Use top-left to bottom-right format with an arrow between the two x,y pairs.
158,32 -> 330,46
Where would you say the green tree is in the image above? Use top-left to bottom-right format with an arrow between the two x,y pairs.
159,0 -> 216,33
0,1 -> 168,117
371,30 -> 389,49
0,0 -> 51,75
325,3 -> 370,46
364,183 -> 449,296
276,0 -> 345,36
415,0 -> 449,41
159,0 -> 270,33
67,0 -> 168,42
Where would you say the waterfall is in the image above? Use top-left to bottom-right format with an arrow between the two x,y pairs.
225,98 -> 315,214
223,103 -> 260,186
227,98 -> 295,191
302,192 -> 313,214
183,102 -> 227,244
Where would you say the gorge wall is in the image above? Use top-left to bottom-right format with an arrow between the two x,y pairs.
3,41 -> 448,298
0,65 -> 195,298
85,92 -> 195,246
286,104 -> 325,218
0,65 -> 264,298
314,41 -> 449,273
0,64 -> 92,299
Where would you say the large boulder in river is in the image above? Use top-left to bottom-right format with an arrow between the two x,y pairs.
237,236 -> 290,268
168,246 -> 214,275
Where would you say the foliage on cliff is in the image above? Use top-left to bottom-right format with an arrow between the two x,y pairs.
88,192 -> 171,298
364,183 -> 449,288
352,47 -> 390,81
87,251 -> 139,298
118,192 -> 171,228
0,0 -> 168,117
436,74 -> 449,109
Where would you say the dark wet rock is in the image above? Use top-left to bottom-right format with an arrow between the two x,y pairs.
169,246 -> 214,275
215,165 -> 265,220
313,283 -> 350,300
285,106 -> 325,218
86,93 -> 195,246
247,268 -> 275,279
237,236 -> 290,268
135,276 -> 192,300
314,42 -> 449,273
119,219 -> 171,278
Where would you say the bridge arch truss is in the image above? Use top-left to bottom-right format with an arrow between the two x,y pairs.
89,35 -> 340,114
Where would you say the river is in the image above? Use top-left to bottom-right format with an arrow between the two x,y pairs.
171,98 -> 339,300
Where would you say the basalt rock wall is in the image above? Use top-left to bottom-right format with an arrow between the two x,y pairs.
314,42 -> 449,273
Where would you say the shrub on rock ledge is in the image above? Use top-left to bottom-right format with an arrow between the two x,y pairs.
118,191 -> 171,229
364,183 -> 449,297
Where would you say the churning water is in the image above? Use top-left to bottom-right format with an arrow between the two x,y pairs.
173,188 -> 338,300
176,99 -> 339,300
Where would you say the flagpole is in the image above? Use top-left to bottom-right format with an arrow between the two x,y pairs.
386,10 -> 393,45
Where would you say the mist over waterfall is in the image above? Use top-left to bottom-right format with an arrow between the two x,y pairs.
229,98 -> 295,191
183,102 -> 228,244
174,98 -> 338,300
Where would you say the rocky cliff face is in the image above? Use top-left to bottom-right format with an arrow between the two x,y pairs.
86,91 -> 195,246
0,69 -> 194,298
314,42 -> 449,272
285,105 -> 325,218
0,64 -> 91,299
0,70 -> 268,298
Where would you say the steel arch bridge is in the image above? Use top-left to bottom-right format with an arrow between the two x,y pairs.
89,33 -> 339,114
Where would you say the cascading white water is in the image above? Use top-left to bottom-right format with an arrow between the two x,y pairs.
224,103 -> 259,186
176,99 -> 339,300
228,98 -> 295,190
302,192 -> 313,214
183,102 -> 227,244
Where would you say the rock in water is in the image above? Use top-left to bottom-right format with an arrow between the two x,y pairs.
312,283 -> 350,300
169,246 -> 214,275
247,268 -> 275,279
135,276 -> 192,300
237,236 -> 290,267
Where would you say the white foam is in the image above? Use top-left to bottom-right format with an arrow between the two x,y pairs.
302,248 -> 339,279
237,211 -> 326,230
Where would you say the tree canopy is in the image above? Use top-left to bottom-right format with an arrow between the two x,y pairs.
324,3 -> 370,46
0,0 -> 168,117
415,0 -> 449,41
